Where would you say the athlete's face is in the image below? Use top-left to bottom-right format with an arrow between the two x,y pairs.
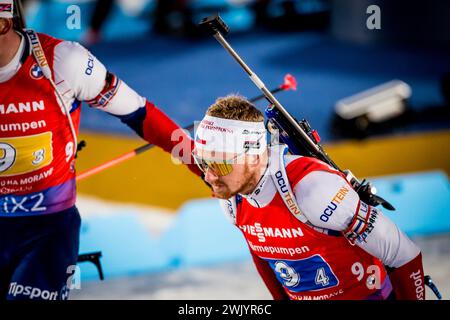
198,150 -> 266,199
204,160 -> 250,199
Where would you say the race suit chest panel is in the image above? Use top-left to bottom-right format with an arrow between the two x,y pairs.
0,33 -> 80,216
236,158 -> 387,300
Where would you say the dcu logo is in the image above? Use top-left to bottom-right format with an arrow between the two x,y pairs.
30,64 -> 44,80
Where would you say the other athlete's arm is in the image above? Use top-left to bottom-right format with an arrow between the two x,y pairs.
52,41 -> 201,176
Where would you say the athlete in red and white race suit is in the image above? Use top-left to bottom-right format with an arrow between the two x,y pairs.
194,95 -> 425,300
0,6 -> 199,300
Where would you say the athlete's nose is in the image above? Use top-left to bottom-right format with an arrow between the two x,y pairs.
204,168 -> 219,184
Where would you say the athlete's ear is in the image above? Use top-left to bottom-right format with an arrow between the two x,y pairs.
247,154 -> 262,167
0,18 -> 13,35
248,150 -> 269,167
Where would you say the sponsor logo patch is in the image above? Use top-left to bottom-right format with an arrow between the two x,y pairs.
30,64 -> 44,80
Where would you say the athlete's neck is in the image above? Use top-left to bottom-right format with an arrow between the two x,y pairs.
239,151 -> 269,196
0,30 -> 21,68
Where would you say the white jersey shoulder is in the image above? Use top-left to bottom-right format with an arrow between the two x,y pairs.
53,41 -> 145,115
53,41 -> 106,102
294,170 -> 420,268
294,170 -> 358,231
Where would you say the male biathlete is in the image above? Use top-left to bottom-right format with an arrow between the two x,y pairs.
192,95 -> 425,300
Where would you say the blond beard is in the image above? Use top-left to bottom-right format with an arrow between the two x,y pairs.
212,164 -> 259,199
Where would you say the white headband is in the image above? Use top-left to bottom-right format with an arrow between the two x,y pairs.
0,1 -> 14,19
195,115 -> 267,156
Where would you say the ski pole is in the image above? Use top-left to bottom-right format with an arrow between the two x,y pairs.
76,74 -> 297,181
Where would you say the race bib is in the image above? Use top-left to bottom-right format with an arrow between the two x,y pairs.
0,132 -> 53,176
267,254 -> 339,292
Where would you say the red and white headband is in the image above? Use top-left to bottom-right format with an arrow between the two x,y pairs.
0,1 -> 13,19
195,115 -> 267,156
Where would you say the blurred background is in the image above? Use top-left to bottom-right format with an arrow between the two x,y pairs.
23,0 -> 450,299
